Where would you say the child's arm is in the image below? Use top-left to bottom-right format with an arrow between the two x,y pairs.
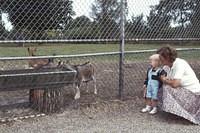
143,85 -> 147,98
144,77 -> 148,87
160,69 -> 167,77
144,68 -> 150,87
158,69 -> 167,88
143,69 -> 149,98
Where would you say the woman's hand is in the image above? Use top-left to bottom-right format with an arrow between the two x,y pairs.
160,75 -> 181,88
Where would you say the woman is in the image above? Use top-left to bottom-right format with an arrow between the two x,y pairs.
157,46 -> 200,124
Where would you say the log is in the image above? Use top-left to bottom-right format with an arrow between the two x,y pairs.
29,87 -> 64,113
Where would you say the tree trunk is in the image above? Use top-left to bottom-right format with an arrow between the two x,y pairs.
29,88 -> 64,114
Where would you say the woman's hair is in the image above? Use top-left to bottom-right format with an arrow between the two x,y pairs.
157,46 -> 177,63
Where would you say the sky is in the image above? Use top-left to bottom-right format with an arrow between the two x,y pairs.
2,0 -> 160,31
1,13 -> 13,31
126,0 -> 160,18
73,0 -> 160,19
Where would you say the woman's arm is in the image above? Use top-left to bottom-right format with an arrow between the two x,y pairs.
160,75 -> 181,88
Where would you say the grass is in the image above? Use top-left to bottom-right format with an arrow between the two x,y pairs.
0,43 -> 121,57
0,43 -> 200,57
0,44 -> 200,61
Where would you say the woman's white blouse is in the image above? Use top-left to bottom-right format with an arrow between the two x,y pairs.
164,58 -> 200,93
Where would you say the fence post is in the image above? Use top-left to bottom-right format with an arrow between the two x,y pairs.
119,0 -> 125,99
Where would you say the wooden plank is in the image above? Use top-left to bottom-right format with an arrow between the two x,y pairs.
0,68 -> 76,91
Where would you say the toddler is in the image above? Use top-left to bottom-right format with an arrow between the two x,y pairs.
141,54 -> 166,114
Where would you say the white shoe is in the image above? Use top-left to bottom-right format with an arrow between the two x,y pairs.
141,105 -> 152,113
149,107 -> 158,115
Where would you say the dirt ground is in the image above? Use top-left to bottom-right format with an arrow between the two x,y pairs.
0,61 -> 200,132
0,98 -> 200,133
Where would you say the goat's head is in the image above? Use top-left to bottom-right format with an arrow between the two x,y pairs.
57,60 -> 75,70
27,47 -> 37,56
57,60 -> 69,67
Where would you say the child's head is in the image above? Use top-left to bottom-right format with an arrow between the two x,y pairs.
149,54 -> 161,68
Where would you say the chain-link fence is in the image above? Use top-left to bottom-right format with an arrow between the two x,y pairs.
1,0 -> 200,42
0,49 -> 200,122
1,0 -> 200,123
0,0 -> 123,42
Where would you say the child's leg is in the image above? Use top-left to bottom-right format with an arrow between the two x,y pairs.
151,99 -> 158,107
149,99 -> 158,114
145,86 -> 152,106
141,98 -> 152,113
141,86 -> 153,113
150,86 -> 159,112
145,98 -> 152,106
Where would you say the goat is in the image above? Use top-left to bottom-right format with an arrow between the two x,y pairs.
58,61 -> 97,100
27,47 -> 53,69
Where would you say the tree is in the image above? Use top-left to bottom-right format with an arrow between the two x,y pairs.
189,0 -> 200,38
147,5 -> 172,38
90,0 -> 122,39
147,0 -> 198,38
64,15 -> 96,39
0,0 -> 75,40
125,14 -> 148,39
71,16 -> 91,28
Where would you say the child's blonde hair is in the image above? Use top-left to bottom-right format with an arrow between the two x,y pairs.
149,54 -> 161,66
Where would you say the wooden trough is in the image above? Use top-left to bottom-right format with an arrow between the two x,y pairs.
0,67 -> 76,113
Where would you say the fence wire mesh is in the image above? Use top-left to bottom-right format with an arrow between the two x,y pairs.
0,49 -> 200,122
0,52 -> 120,121
0,0 -> 200,124
0,0 -> 122,42
1,0 -> 200,42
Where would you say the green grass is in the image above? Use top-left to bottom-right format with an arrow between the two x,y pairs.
0,43 -> 200,57
0,43 -> 199,67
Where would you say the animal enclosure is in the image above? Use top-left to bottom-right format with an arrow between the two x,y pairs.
0,48 -> 200,122
0,0 -> 200,124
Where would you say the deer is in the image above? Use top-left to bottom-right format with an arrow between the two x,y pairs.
58,61 -> 97,100
27,47 -> 54,69
27,47 -> 59,105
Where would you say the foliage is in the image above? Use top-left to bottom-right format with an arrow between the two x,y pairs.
0,0 -> 200,40
0,0 -> 75,39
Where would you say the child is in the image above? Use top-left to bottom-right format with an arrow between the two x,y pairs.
141,54 -> 166,114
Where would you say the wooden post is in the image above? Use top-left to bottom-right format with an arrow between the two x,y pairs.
29,87 -> 64,113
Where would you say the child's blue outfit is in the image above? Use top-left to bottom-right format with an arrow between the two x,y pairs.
144,67 -> 166,100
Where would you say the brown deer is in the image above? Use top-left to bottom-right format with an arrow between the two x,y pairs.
27,47 -> 52,69
58,61 -> 97,100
